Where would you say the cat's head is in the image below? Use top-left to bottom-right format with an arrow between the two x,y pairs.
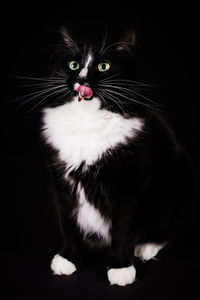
46,27 -> 142,113
36,26 -> 154,114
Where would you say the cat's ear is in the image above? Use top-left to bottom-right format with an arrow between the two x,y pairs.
117,30 -> 136,53
60,26 -> 72,44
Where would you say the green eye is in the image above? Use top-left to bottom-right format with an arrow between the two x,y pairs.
98,62 -> 110,72
69,60 -> 80,70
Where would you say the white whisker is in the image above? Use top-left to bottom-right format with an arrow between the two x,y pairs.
99,28 -> 108,54
19,81 -> 66,88
101,41 -> 129,55
21,87 -> 70,112
95,88 -> 109,106
98,83 -> 159,106
98,89 -> 126,114
99,87 -> 157,110
51,89 -> 71,105
12,85 -> 68,103
99,73 -> 121,83
99,79 -> 153,88
10,74 -> 68,82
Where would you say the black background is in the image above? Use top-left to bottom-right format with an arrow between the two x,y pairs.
2,2 -> 200,299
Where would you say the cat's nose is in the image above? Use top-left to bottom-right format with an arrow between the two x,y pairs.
77,78 -> 89,86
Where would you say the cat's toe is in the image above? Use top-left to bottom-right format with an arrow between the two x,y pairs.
107,265 -> 136,286
51,254 -> 77,275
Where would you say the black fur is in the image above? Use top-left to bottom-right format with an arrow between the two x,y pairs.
40,27 -> 196,277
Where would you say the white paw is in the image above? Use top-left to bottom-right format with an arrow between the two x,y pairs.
134,243 -> 164,261
51,254 -> 77,275
107,266 -> 136,286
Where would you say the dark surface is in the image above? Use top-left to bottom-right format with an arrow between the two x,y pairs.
2,2 -> 200,299
2,246 -> 200,300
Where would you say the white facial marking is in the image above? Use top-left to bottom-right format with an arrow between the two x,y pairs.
74,82 -> 79,91
134,243 -> 165,261
43,97 -> 144,171
79,54 -> 92,78
76,182 -> 111,244
51,254 -> 77,275
107,266 -> 136,286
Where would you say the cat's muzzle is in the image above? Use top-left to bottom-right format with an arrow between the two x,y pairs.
77,85 -> 93,101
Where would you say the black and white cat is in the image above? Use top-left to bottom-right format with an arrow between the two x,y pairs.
40,27 -> 195,286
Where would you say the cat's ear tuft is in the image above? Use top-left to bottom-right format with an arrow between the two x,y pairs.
60,26 -> 72,44
117,30 -> 136,53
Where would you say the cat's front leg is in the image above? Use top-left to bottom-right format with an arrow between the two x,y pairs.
107,210 -> 137,286
51,215 -> 83,276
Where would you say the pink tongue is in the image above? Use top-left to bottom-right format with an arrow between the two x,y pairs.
77,85 -> 93,99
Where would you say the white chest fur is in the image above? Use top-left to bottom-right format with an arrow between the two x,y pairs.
42,96 -> 143,170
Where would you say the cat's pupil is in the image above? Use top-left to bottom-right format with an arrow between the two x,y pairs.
102,64 -> 106,70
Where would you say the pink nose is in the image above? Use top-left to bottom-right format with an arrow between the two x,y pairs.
77,85 -> 93,100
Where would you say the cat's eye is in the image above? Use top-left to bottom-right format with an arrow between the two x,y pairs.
69,60 -> 80,70
98,62 -> 110,72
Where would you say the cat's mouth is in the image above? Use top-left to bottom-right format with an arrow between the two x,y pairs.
76,85 -> 93,101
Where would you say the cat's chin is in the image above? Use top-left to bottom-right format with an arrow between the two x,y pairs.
78,95 -> 94,102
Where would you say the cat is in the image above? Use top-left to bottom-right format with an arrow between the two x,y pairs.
39,26 -> 196,286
